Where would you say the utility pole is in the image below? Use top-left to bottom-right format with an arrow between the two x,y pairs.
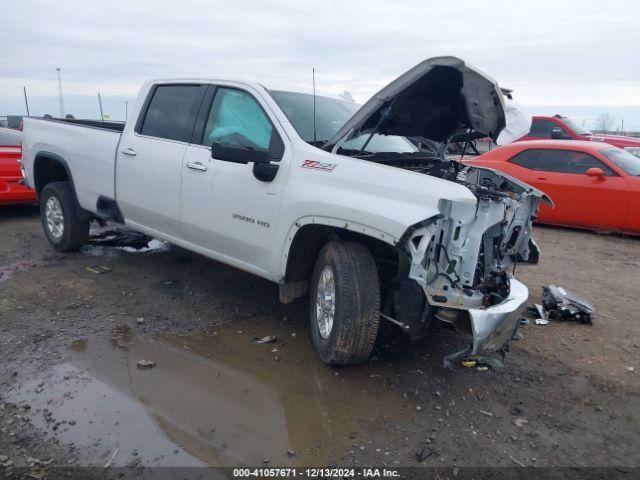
23,86 -> 30,116
56,67 -> 65,117
125,101 -> 128,120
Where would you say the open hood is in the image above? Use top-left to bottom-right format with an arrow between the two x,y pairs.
323,56 -> 506,152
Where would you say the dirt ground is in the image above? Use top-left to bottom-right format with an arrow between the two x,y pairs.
0,205 -> 639,478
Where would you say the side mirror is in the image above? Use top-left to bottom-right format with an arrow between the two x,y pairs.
586,167 -> 605,179
211,141 -> 270,164
550,128 -> 570,140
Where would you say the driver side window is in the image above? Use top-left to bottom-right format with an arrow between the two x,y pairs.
202,88 -> 273,150
535,150 -> 616,176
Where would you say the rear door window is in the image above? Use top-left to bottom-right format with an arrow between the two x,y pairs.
535,150 -> 616,176
529,119 -> 560,138
139,85 -> 206,142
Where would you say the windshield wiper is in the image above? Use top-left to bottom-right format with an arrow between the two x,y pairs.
337,147 -> 374,156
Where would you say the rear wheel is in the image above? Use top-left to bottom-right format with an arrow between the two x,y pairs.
40,182 -> 90,252
309,241 -> 380,365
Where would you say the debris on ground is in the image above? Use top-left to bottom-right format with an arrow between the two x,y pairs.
104,447 -> 119,468
136,360 -> 156,369
529,286 -> 595,325
541,285 -> 595,324
254,335 -> 278,344
508,453 -> 526,467
444,343 -> 505,370
416,446 -> 438,462
86,265 -> 111,274
531,304 -> 549,325
136,317 -> 145,325
514,417 -> 528,428
87,229 -> 167,253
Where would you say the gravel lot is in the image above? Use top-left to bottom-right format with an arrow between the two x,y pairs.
1,205 -> 639,478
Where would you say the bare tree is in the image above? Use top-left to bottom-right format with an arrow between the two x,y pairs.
594,112 -> 615,133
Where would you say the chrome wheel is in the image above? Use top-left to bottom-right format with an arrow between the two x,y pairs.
316,265 -> 336,339
45,196 -> 64,240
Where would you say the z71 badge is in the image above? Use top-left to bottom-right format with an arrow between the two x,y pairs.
301,160 -> 336,172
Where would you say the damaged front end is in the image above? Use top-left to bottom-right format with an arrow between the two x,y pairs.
319,55 -> 551,366
400,165 -> 549,366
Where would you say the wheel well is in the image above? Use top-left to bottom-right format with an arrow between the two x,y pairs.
282,224 -> 400,302
34,155 -> 70,197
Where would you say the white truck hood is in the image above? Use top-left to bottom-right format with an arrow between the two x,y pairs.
322,56 -> 506,152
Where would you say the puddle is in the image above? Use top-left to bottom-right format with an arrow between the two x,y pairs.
9,363 -> 205,467
83,228 -> 168,257
7,320 -> 412,467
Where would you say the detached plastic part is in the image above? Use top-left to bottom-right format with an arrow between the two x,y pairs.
542,285 -> 595,325
533,304 -> 549,325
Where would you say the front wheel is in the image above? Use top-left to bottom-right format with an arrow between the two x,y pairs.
40,182 -> 90,252
309,241 -> 380,365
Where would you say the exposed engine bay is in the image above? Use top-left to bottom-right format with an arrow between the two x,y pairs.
359,152 -> 548,305
355,151 -> 550,360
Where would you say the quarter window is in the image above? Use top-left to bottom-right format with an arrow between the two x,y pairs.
139,85 -> 206,142
535,150 -> 616,176
508,149 -> 539,169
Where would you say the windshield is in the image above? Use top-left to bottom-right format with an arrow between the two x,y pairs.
600,148 -> 640,176
336,133 -> 418,155
561,117 -> 592,136
270,90 -> 418,154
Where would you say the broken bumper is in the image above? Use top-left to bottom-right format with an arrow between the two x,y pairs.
469,278 -> 528,355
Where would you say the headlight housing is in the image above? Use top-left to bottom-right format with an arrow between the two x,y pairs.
623,146 -> 640,158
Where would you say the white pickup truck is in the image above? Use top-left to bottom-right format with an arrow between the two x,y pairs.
21,56 -> 548,366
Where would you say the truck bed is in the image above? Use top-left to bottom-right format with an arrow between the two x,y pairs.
22,117 -> 123,212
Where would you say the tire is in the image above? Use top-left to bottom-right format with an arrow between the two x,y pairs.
40,182 -> 90,252
309,241 -> 380,365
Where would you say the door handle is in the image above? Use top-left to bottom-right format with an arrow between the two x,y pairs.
536,176 -> 548,180
186,162 -> 208,171
121,148 -> 137,157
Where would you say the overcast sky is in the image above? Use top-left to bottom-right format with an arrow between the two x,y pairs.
1,0 -> 639,127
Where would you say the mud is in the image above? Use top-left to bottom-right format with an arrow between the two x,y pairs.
1,204 -> 639,472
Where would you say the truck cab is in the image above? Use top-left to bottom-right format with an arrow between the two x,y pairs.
519,115 -> 640,157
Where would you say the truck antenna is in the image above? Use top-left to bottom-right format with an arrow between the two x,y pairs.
312,68 -> 317,145
23,86 -> 30,116
97,92 -> 105,121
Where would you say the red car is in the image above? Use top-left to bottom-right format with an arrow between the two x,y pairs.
518,115 -> 640,157
0,128 -> 37,206
464,140 -> 640,235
